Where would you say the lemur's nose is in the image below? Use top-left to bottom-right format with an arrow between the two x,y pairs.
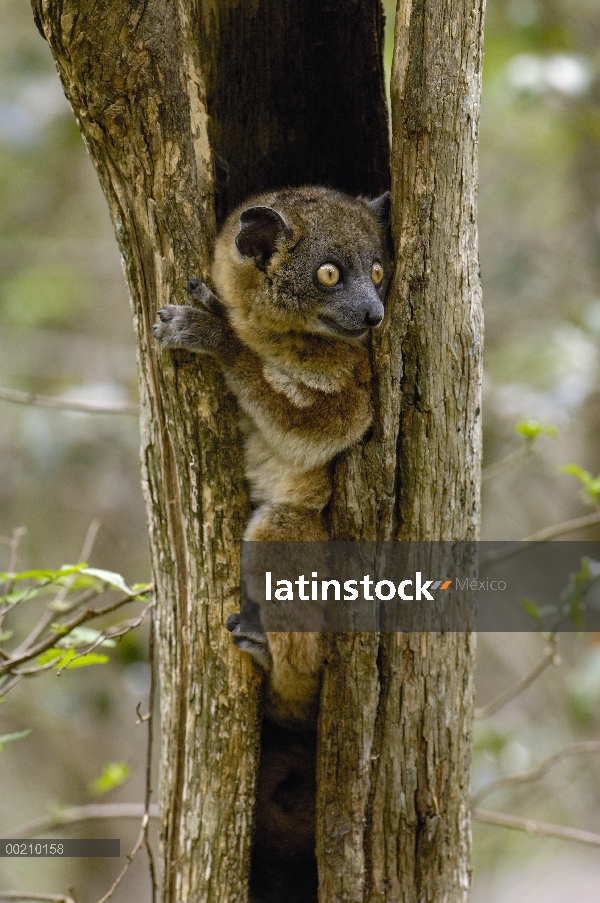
365,300 -> 384,327
366,311 -> 383,327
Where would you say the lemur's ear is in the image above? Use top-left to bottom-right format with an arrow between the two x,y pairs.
366,191 -> 391,226
236,206 -> 290,271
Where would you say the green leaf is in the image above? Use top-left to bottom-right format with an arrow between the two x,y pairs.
0,629 -> 13,643
0,565 -> 87,583
89,762 -> 131,795
516,420 -> 558,441
78,568 -> 134,596
62,652 -> 109,668
0,585 -> 54,605
38,648 -> 109,668
520,597 -> 540,622
54,627 -> 116,649
560,463 -> 592,484
38,648 -> 65,666
0,729 -> 31,752
560,464 -> 600,506
473,721 -> 508,753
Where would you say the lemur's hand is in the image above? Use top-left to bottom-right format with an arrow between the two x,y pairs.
152,280 -> 227,354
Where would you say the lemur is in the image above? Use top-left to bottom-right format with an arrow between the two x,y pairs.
152,184 -> 390,728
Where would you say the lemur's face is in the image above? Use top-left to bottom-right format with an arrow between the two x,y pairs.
229,187 -> 391,342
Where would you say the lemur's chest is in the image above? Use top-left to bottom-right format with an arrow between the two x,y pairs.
261,361 -> 346,408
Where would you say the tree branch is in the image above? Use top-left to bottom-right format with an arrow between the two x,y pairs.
9,804 -> 159,839
473,808 -> 600,847
0,586 -> 152,678
482,446 -> 531,482
0,386 -> 139,416
471,741 -> 600,806
522,510 -> 600,542
475,635 -> 559,719
0,895 -> 77,903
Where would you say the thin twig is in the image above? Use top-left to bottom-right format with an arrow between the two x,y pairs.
481,510 -> 600,570
53,520 -> 101,608
471,740 -> 600,807
9,803 -> 159,839
475,635 -> 559,720
522,510 -> 600,543
5,587 -> 115,671
482,446 -> 531,482
0,895 -> 77,903
473,808 -> 600,847
11,522 -> 102,658
0,586 -> 152,677
0,386 -> 139,416
94,820 -> 147,903
55,600 -> 153,675
135,701 -> 150,724
0,527 -> 27,622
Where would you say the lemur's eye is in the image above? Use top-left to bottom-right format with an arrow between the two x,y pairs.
371,261 -> 384,285
316,263 -> 340,287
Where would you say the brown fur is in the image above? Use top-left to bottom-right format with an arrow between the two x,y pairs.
153,185 -> 390,726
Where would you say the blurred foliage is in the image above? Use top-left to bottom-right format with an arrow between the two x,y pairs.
88,761 -> 131,796
560,463 -> 600,506
0,0 -> 599,901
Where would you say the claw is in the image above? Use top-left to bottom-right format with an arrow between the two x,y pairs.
187,278 -> 202,296
226,612 -> 241,632
226,609 -> 271,671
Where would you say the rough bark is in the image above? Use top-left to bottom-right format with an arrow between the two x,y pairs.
30,3 -> 259,901
30,1 -> 393,901
317,0 -> 485,900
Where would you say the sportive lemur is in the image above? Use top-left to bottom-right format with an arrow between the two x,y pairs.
152,185 -> 390,727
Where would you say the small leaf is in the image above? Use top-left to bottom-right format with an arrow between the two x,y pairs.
38,648 -> 109,668
516,420 -> 558,441
38,648 -> 65,666
521,598 -> 540,622
0,729 -> 31,752
49,599 -> 74,612
62,652 -> 109,668
78,568 -> 134,595
55,627 -> 116,649
0,629 -> 13,643
0,565 -> 87,583
560,464 -> 600,506
89,762 -> 131,795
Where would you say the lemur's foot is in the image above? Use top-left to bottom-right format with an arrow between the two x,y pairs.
226,611 -> 272,672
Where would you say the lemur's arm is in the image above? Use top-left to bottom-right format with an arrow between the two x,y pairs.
153,284 -> 371,462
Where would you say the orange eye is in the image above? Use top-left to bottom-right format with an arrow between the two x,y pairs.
317,263 -> 340,287
371,262 -> 384,285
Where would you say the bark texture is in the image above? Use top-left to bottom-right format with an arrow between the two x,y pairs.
31,0 -> 483,899
317,0 -> 485,900
30,3 -> 259,901
30,1 -> 393,901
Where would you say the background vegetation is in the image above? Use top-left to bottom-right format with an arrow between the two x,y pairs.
1,0 -> 600,900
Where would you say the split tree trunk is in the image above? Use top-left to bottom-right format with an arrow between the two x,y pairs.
318,2 -> 485,900
31,0 -> 483,901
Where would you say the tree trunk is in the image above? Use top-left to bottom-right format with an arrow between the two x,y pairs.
317,0 -> 484,900
31,0 -> 483,899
